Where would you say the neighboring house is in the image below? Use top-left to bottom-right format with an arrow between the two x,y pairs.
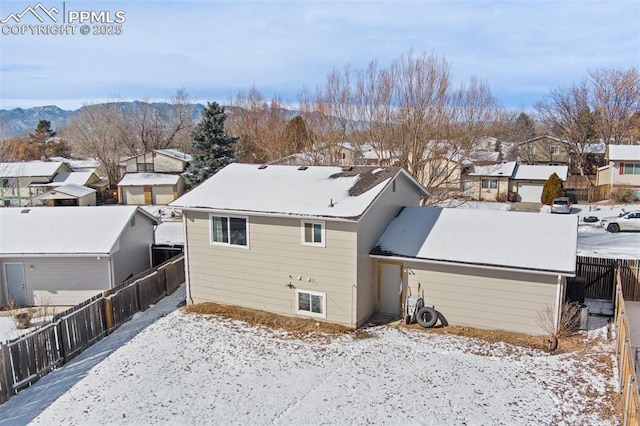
29,170 -> 104,199
510,164 -> 569,203
460,162 -> 517,201
517,135 -> 570,166
170,163 -> 428,328
119,149 -> 192,174
596,144 -> 640,198
0,206 -> 158,306
0,161 -> 73,207
30,183 -> 97,206
371,207 -> 577,335
118,173 -> 186,205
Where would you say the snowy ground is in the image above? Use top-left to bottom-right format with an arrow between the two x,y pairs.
0,315 -> 53,344
0,286 -> 618,426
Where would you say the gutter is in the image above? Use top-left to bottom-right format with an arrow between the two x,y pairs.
174,206 -> 359,223
369,254 -> 576,277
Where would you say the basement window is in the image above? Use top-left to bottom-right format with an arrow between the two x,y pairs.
296,289 -> 326,318
301,220 -> 325,247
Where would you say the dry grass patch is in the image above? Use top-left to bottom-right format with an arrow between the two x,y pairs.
184,302 -> 351,337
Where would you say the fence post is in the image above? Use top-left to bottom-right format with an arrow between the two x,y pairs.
103,291 -> 114,331
0,344 -> 13,404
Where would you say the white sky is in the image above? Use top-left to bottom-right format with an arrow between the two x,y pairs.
1,0 -> 638,111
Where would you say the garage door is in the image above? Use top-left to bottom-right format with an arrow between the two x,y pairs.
152,186 -> 175,205
517,183 -> 543,202
125,186 -> 145,205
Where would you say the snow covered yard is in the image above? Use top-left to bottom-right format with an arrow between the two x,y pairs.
9,306 -> 617,425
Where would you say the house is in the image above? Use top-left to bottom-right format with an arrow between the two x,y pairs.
0,206 -> 158,306
170,163 -> 428,328
29,170 -> 105,202
371,207 -> 577,335
118,173 -> 186,205
30,183 -> 97,206
596,144 -> 640,198
119,149 -> 192,174
0,161 -> 72,207
517,135 -> 570,166
510,164 -> 569,203
460,161 -> 517,201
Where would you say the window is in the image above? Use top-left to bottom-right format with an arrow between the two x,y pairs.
527,145 -> 536,155
302,220 -> 325,247
481,178 -> 498,189
550,146 -> 560,155
622,163 -> 640,175
137,163 -> 154,172
296,290 -> 326,317
210,215 -> 248,247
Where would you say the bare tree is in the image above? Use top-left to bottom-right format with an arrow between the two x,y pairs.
589,67 -> 640,144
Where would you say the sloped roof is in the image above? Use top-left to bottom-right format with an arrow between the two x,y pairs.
607,144 -> 640,161
512,164 -> 568,181
155,149 -> 193,162
0,206 -> 157,255
171,163 -> 427,220
54,183 -> 96,197
118,173 -> 181,186
466,161 -> 517,177
0,162 -> 66,178
51,171 -> 98,186
372,207 -> 577,275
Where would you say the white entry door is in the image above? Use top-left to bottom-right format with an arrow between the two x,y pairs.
378,261 -> 404,316
4,263 -> 26,306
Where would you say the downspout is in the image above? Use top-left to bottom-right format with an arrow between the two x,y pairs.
555,274 -> 566,331
182,212 -> 193,304
107,257 -> 114,288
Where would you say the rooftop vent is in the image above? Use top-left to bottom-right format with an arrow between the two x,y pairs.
258,165 -> 268,170
298,166 -> 308,171
21,208 -> 30,213
342,166 -> 353,172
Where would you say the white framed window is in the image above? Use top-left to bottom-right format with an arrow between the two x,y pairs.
527,145 -> 535,155
296,289 -> 326,318
549,145 -> 560,155
210,214 -> 248,247
623,163 -> 640,175
301,220 -> 325,247
481,178 -> 498,189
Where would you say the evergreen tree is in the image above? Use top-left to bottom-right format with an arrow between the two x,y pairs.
185,102 -> 237,186
541,173 -> 565,204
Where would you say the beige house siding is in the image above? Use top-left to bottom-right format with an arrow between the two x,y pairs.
123,152 -> 187,173
185,211 -> 359,327
110,212 -> 155,283
404,261 -> 559,335
518,137 -> 570,165
460,176 -> 510,201
1,257 -> 110,306
356,173 -> 426,325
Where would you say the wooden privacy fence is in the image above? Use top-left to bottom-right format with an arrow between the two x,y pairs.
577,256 -> 640,301
0,255 -> 184,405
588,184 -> 611,203
614,270 -> 640,425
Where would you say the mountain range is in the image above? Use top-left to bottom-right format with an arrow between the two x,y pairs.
0,102 -> 208,138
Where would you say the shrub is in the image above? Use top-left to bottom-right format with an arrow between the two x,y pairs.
496,192 -> 508,202
609,186 -> 639,203
541,173 -> 565,204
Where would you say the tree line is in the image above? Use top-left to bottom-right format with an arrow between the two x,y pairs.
1,51 -> 638,189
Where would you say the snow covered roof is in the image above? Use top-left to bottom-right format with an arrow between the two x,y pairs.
155,149 -> 193,162
466,162 -> 517,177
0,161 -> 65,178
512,164 -> 568,181
171,163 -> 427,219
372,207 -> 577,275
607,144 -> 640,161
48,157 -> 101,171
53,183 -> 96,197
51,171 -> 97,186
118,173 -> 181,186
0,206 -> 157,256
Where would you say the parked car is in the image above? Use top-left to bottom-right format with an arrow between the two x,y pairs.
550,197 -> 572,214
601,210 -> 640,233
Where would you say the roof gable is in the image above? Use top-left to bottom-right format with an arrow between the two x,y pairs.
372,207 -> 577,275
171,163 -> 426,219
0,206 -> 157,255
